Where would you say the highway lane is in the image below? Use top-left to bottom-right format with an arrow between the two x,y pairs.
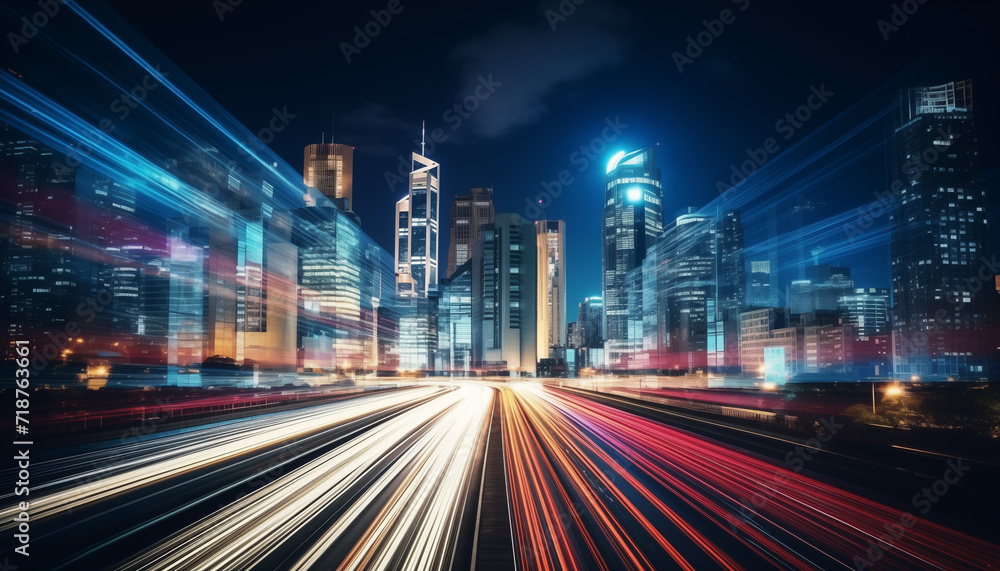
3,380 -> 996,570
501,383 -> 999,570
0,384 -> 494,570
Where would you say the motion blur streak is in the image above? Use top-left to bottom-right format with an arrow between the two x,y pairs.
294,384 -> 492,570
112,385 -> 491,570
0,387 -> 445,528
503,383 -> 999,569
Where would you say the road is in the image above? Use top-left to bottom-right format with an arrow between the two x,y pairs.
1,385 -> 493,570
2,381 -> 997,570
500,383 -> 998,570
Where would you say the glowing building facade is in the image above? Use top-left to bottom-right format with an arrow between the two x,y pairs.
890,80 -> 992,378
395,152 -> 440,298
303,143 -> 353,210
602,147 -> 663,363
536,220 -> 566,359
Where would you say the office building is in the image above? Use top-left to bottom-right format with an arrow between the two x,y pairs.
437,261 -> 473,375
890,80 -> 991,377
788,265 -> 854,315
711,210 -> 745,369
303,143 -> 354,210
1,126 -> 79,362
739,307 -> 789,375
602,147 -> 663,350
536,220 -> 566,359
838,287 -> 890,337
471,213 -> 537,375
395,152 -> 440,298
577,297 -> 604,349
747,260 -> 776,307
446,186 -> 494,278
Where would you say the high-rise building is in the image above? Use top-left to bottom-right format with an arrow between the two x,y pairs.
398,294 -> 438,372
1,125 -> 79,362
446,187 -> 494,278
577,297 -> 604,349
747,260 -> 776,307
303,143 -> 354,210
890,80 -> 991,377
566,322 -> 579,348
437,261 -> 473,374
295,201 -> 396,373
717,210 -> 746,316
602,147 -> 663,350
838,287 -> 890,337
536,220 -> 566,359
471,213 -> 537,375
788,265 -> 854,315
395,151 -> 440,298
710,210 -> 745,370
658,209 -> 716,371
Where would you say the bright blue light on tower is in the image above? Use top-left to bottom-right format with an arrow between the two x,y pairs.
626,187 -> 643,202
606,150 -> 626,173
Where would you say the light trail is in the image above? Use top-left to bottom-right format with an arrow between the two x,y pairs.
502,383 -> 999,569
17,385 -> 493,569
1,387 -> 442,522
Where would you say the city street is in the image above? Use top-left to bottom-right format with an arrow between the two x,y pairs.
2,383 -> 996,569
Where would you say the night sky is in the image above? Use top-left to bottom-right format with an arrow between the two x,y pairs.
13,0 -> 1000,316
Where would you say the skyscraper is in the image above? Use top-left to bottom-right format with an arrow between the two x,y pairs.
716,210 -> 746,318
436,261 -> 473,374
394,151 -> 440,298
747,260 -> 776,307
303,143 -> 354,210
660,209 -> 716,371
446,186 -> 494,278
838,287 -> 890,337
577,297 -> 605,349
536,220 -> 566,359
788,265 -> 854,315
602,147 -> 663,351
890,80 -> 991,378
471,213 -> 537,375
1,125 -> 78,359
712,210 -> 745,369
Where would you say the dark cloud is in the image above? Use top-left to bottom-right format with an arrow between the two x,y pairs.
451,4 -> 627,139
342,103 -> 416,134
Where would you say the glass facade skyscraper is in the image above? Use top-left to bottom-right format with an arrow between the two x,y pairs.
436,261 -> 472,374
838,287 -> 890,337
472,213 -> 537,375
602,147 -> 663,359
395,152 -> 440,298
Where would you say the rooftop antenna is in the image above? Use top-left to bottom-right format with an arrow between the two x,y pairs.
321,132 -> 325,145
331,106 -> 335,145
421,119 -> 426,156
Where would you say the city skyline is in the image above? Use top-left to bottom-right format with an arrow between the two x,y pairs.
2,2 -> 999,569
75,0 -> 999,319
